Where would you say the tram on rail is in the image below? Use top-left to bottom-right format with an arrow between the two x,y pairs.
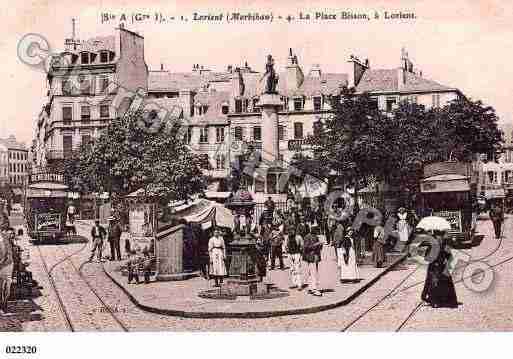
418,161 -> 479,246
25,172 -> 69,242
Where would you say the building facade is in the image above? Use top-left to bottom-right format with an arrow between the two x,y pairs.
0,136 -> 29,190
0,144 -> 8,187
33,23 -> 148,171
481,124 -> 513,200
33,25 -> 463,202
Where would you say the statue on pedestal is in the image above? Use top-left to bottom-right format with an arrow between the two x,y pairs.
261,55 -> 279,94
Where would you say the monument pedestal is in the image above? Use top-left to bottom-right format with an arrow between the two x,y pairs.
258,94 -> 283,164
226,235 -> 259,296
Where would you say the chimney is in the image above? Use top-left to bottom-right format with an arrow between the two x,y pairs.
286,48 -> 305,92
227,65 -> 233,73
231,67 -> 245,98
179,89 -> 194,117
347,54 -> 369,88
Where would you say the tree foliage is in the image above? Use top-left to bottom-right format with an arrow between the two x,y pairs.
65,109 -> 207,206
304,88 -> 504,197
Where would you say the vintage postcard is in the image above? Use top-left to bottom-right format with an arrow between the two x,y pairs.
0,0 -> 512,356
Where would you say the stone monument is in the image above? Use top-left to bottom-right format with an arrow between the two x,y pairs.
258,55 -> 283,165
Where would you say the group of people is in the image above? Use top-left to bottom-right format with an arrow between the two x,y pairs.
206,197 -> 409,297
88,217 -> 134,263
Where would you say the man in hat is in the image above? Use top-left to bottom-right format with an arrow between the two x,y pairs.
108,216 -> 122,261
303,225 -> 323,296
489,203 -> 504,239
270,225 -> 284,270
89,220 -> 106,262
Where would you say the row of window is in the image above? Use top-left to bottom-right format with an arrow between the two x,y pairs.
232,96 -> 323,114
184,123 -> 305,144
80,51 -> 115,65
382,94 -> 442,112
62,104 -> 110,124
486,170 -> 513,184
9,175 -> 25,185
62,134 -> 93,154
62,75 -> 110,96
8,163 -> 27,173
8,151 -> 27,161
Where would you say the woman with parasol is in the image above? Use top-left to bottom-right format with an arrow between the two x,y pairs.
417,217 -> 459,308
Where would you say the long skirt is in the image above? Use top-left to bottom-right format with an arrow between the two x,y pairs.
209,248 -> 227,276
289,253 -> 303,287
337,248 -> 359,281
372,241 -> 386,267
421,264 -> 458,308
397,220 -> 409,243
255,250 -> 267,278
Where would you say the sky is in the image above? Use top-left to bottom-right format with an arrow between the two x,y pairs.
1,0 -> 513,146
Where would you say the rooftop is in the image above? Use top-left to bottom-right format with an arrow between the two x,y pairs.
356,68 -> 456,93
0,136 -> 26,151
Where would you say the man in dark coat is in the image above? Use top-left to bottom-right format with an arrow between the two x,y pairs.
108,217 -> 122,261
303,226 -> 323,296
270,226 -> 284,270
89,220 -> 106,262
489,203 -> 504,239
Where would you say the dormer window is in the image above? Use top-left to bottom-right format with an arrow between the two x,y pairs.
221,104 -> 229,115
100,51 -> 109,63
81,52 -> 90,64
109,51 -> 115,61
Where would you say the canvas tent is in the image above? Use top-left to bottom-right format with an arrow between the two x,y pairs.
172,199 -> 234,230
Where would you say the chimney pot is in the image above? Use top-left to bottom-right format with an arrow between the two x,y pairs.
160,63 -> 164,71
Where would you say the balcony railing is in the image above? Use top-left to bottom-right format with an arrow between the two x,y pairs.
45,149 -> 80,160
288,139 -> 307,151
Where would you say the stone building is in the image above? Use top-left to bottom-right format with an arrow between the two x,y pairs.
481,124 -> 513,201
0,136 -> 29,188
33,23 -> 148,171
0,144 -> 8,187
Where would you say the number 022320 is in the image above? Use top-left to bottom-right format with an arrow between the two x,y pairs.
5,345 -> 37,354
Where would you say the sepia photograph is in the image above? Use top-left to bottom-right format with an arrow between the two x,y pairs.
0,0 -> 512,356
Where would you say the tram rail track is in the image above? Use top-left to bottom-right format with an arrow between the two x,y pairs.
341,264 -> 422,332
35,245 -> 75,332
36,239 -> 130,332
59,246 -> 130,332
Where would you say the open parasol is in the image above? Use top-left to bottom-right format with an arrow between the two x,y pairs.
416,216 -> 451,232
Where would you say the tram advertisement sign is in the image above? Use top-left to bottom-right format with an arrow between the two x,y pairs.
36,213 -> 62,231
433,210 -> 462,232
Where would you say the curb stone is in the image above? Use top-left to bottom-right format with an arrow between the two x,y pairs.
102,254 -> 408,319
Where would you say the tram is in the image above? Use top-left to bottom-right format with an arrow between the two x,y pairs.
25,172 -> 68,242
418,161 -> 479,246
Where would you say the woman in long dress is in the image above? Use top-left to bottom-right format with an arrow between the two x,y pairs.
208,228 -> 227,287
337,227 -> 360,283
397,207 -> 410,249
421,231 -> 459,308
372,223 -> 386,268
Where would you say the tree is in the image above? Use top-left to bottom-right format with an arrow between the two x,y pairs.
305,88 -> 504,205
68,109 -> 207,214
306,88 -> 389,196
438,97 -> 504,162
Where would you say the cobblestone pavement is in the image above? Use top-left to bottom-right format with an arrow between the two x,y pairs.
2,214 -> 511,331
